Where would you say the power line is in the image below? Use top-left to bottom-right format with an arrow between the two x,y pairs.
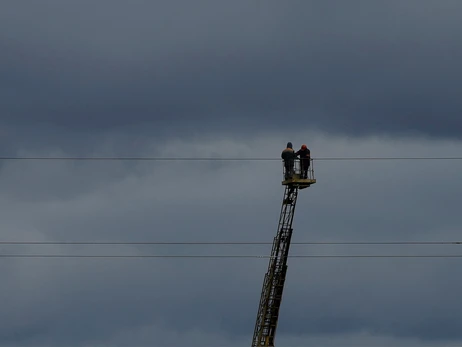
1,254 -> 462,258
1,241 -> 461,245
314,157 -> 462,161
0,156 -> 461,161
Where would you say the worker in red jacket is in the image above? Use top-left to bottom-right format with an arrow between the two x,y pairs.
295,144 -> 310,179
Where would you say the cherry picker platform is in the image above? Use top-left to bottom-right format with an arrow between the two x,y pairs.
251,158 -> 316,347
281,158 -> 316,189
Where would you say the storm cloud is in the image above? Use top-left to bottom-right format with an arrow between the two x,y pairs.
1,0 -> 462,151
1,1 -> 462,346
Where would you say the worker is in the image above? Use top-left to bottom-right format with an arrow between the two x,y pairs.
281,142 -> 296,179
295,144 -> 311,179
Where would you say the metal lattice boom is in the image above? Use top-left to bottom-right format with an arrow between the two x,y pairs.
251,158 -> 316,347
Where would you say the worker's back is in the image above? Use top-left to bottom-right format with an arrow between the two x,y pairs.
281,142 -> 295,161
281,148 -> 295,160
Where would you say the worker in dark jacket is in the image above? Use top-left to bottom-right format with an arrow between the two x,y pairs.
295,144 -> 311,179
281,142 -> 296,179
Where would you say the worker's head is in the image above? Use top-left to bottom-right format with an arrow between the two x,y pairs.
287,142 -> 293,149
301,144 -> 307,150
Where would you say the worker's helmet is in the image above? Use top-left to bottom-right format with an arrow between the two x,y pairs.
287,142 -> 293,149
301,144 -> 307,150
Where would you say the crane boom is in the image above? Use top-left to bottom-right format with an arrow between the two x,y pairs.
251,158 -> 316,347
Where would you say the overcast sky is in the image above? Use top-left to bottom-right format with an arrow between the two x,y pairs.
1,1 -> 462,346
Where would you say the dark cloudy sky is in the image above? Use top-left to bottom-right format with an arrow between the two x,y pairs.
1,1 -> 462,346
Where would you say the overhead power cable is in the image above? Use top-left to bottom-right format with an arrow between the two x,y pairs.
1,241 -> 461,245
1,254 -> 462,258
0,156 -> 461,161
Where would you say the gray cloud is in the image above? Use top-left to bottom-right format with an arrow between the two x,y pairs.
1,0 -> 462,155
2,1 -> 462,345
1,132 -> 462,346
